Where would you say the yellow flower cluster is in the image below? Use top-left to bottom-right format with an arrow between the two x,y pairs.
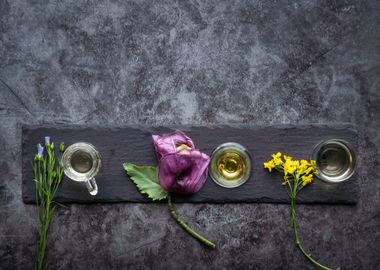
263,152 -> 317,187
263,152 -> 282,172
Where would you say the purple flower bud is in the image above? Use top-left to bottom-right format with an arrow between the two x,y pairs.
44,136 -> 50,144
152,131 -> 210,194
158,149 -> 210,194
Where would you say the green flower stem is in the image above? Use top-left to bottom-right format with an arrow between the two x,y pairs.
167,194 -> 216,249
290,185 -> 339,270
33,142 -> 64,270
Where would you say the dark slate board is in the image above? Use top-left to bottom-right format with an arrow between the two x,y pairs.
22,125 -> 359,204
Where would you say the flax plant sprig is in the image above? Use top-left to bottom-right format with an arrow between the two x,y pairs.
32,137 -> 65,270
264,152 -> 340,270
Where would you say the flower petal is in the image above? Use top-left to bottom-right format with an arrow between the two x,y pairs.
152,130 -> 195,160
158,149 -> 210,194
37,144 -> 44,157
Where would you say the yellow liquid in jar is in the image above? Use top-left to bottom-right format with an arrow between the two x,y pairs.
217,152 -> 244,181
210,143 -> 251,188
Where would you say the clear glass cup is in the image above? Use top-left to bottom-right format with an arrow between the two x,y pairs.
61,142 -> 102,195
311,139 -> 356,183
209,142 -> 252,188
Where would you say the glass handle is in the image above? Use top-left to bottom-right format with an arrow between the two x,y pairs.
86,178 -> 98,196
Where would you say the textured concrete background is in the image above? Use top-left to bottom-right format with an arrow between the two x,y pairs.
0,0 -> 379,269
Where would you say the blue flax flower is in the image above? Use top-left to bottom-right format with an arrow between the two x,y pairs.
37,144 -> 44,158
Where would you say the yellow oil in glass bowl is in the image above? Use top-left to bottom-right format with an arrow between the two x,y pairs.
209,142 -> 251,188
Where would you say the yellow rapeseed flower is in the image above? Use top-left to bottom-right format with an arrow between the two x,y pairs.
301,174 -> 313,186
299,165 -> 312,176
305,167 -> 313,175
263,160 -> 276,172
298,166 -> 307,175
284,159 -> 299,175
271,152 -> 283,166
284,161 -> 295,176
274,159 -> 282,166
310,160 -> 316,168
300,160 -> 310,167
274,157 -> 283,166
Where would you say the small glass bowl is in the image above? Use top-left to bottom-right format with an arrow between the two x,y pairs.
209,142 -> 252,188
311,139 -> 356,183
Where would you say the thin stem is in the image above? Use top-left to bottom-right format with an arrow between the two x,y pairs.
290,192 -> 337,270
167,194 -> 216,249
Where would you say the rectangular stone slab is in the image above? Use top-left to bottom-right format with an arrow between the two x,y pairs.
22,125 -> 359,204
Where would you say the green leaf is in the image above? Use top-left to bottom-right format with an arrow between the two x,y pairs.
123,163 -> 167,201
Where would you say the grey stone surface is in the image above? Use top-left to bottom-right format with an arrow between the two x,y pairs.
0,0 -> 379,269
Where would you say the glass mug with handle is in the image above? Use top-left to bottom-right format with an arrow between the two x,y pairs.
61,142 -> 102,195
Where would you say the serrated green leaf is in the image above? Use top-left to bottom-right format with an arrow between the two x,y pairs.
123,162 -> 168,201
